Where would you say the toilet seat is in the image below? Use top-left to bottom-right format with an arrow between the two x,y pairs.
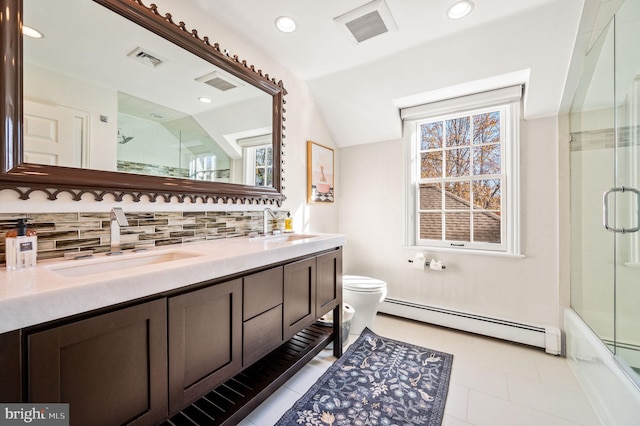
343,275 -> 387,293
342,275 -> 387,335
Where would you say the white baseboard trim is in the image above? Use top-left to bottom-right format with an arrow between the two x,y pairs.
379,298 -> 562,355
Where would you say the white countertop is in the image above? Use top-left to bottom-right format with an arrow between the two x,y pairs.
0,233 -> 346,334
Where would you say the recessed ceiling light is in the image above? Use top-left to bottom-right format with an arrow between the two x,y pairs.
198,97 -> 212,104
23,25 -> 44,38
275,16 -> 296,33
447,1 -> 474,19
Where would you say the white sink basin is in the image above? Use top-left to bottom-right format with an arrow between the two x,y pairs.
251,234 -> 317,243
47,250 -> 202,278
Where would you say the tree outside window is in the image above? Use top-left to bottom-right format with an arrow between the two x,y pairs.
417,108 -> 504,247
254,146 -> 273,187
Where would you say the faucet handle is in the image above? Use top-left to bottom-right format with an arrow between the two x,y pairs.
110,207 -> 129,226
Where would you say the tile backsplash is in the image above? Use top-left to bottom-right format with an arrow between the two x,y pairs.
0,210 -> 287,265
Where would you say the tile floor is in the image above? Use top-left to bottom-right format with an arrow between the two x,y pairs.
239,313 -> 603,426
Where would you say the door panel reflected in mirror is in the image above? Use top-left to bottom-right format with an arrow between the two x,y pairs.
23,0 -> 273,187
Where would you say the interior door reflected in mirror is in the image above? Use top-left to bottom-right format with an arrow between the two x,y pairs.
23,0 -> 273,187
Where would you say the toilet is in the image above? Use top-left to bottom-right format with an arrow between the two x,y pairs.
342,275 -> 388,335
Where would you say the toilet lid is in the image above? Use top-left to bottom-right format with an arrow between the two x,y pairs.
343,275 -> 387,292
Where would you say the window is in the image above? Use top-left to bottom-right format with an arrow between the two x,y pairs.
189,154 -> 231,181
402,86 -> 521,254
252,145 -> 273,187
240,134 -> 273,187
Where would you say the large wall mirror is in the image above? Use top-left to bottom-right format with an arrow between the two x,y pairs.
0,0 -> 286,204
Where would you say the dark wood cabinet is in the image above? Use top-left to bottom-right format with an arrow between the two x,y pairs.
243,304 -> 283,367
27,299 -> 168,426
316,248 -> 342,318
283,250 -> 342,343
243,267 -> 283,367
243,266 -> 283,321
283,257 -> 316,341
0,330 -> 21,402
168,278 -> 242,415
4,246 -> 344,425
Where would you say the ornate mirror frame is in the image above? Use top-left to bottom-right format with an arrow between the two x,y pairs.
0,0 -> 286,205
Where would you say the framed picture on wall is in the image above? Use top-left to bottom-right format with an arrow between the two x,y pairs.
307,141 -> 334,203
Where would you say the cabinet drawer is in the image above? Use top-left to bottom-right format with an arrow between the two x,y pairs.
243,304 -> 283,367
244,266 -> 283,320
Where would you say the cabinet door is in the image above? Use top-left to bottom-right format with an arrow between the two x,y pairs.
28,299 -> 168,426
168,279 -> 242,415
316,248 -> 342,317
283,257 -> 316,340
0,330 -> 22,402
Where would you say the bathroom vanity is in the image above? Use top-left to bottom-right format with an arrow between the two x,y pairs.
0,233 -> 345,425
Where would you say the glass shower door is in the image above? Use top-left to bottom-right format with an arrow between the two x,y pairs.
612,0 -> 640,379
569,18 -> 616,354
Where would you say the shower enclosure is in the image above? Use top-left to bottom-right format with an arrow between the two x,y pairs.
568,0 -> 640,421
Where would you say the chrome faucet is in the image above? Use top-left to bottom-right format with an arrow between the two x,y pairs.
109,207 -> 129,255
263,208 -> 278,236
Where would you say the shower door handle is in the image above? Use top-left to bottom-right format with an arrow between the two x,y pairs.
602,187 -> 640,233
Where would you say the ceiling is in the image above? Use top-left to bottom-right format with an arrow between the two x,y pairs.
191,0 -> 587,147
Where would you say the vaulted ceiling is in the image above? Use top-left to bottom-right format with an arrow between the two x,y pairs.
191,0 -> 596,147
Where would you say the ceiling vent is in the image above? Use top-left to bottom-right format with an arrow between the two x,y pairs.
196,71 -> 243,92
334,0 -> 398,44
127,47 -> 165,68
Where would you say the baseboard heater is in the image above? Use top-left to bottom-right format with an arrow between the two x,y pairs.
379,298 -> 561,355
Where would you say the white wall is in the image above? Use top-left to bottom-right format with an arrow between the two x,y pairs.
338,116 -> 563,329
23,63 -> 118,171
1,0 -> 340,236
117,113 -> 184,169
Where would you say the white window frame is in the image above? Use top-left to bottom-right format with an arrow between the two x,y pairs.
242,144 -> 273,187
239,134 -> 272,187
402,86 -> 522,255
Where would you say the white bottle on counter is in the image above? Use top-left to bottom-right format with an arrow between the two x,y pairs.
5,219 -> 37,271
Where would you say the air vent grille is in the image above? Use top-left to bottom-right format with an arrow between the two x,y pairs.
196,71 -> 243,92
334,0 -> 398,44
344,11 -> 388,43
203,77 -> 237,92
127,47 -> 165,68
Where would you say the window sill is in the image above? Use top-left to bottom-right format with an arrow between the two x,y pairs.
402,245 -> 525,259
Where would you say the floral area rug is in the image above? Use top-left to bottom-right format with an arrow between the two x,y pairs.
275,327 -> 453,426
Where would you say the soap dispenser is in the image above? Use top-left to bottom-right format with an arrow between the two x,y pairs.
5,219 -> 37,271
284,212 -> 293,233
